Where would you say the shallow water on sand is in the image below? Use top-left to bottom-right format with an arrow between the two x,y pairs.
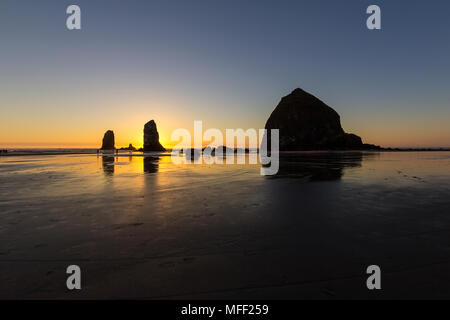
1,151 -> 450,299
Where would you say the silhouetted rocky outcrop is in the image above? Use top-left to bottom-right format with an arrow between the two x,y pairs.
101,130 -> 115,150
264,88 -> 380,150
183,148 -> 201,161
143,120 -> 165,152
120,144 -> 136,151
211,146 -> 234,155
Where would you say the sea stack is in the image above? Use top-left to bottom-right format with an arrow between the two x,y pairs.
264,88 -> 378,150
143,120 -> 166,152
101,130 -> 115,150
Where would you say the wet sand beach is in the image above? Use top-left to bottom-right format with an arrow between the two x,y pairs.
1,151 -> 450,299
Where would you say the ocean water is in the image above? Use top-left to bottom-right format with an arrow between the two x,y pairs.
1,151 -> 450,299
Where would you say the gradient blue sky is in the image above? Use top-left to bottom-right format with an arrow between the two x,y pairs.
1,0 -> 449,148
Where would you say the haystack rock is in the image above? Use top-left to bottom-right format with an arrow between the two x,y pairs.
143,120 -> 166,152
265,88 -> 379,150
101,130 -> 115,150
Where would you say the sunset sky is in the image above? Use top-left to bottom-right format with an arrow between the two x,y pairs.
1,0 -> 449,148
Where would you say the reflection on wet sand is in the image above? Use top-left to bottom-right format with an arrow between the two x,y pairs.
270,151 -> 377,181
101,154 -> 161,175
143,156 -> 159,174
101,155 -> 115,175
101,152 -> 379,181
2,151 -> 450,299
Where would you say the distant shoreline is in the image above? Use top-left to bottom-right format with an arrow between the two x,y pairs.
1,148 -> 450,157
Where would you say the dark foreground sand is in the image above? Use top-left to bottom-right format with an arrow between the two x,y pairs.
1,151 -> 450,299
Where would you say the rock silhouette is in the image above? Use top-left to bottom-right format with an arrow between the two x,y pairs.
120,144 -> 136,151
101,130 -> 115,150
143,120 -> 165,152
265,88 -> 379,150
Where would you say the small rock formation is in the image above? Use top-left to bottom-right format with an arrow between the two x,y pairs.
101,130 -> 115,150
183,148 -> 201,161
265,88 -> 380,150
120,144 -> 136,151
211,146 -> 233,155
143,120 -> 165,152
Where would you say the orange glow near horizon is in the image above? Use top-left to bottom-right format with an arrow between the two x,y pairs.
2,107 -> 450,149
2,125 -> 450,149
